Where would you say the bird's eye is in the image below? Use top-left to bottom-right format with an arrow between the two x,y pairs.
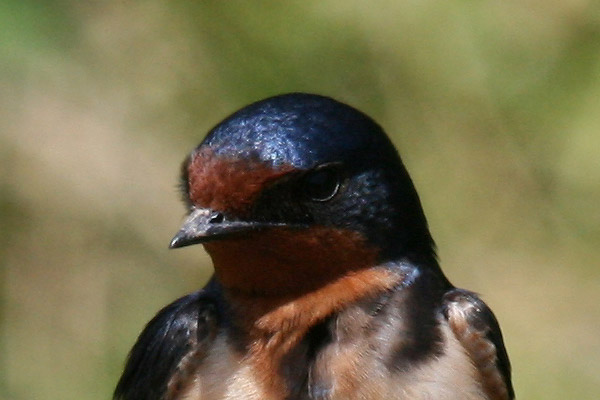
301,165 -> 341,202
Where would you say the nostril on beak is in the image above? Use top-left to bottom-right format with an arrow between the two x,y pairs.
209,212 -> 224,224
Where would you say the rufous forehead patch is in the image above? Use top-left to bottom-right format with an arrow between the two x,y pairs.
187,148 -> 295,216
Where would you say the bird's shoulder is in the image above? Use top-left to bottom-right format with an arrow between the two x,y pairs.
113,286 -> 220,400
442,288 -> 514,400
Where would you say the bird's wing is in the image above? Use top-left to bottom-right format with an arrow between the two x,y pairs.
114,289 -> 219,400
442,288 -> 514,400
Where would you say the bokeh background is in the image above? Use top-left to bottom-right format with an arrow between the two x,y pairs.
2,1 -> 599,399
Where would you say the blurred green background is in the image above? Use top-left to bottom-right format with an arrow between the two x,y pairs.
1,1 -> 599,399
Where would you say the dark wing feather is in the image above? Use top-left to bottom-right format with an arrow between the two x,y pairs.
114,289 -> 218,400
442,288 -> 514,400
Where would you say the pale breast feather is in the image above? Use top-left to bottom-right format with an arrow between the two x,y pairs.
442,288 -> 514,400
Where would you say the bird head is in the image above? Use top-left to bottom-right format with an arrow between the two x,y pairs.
170,93 -> 436,295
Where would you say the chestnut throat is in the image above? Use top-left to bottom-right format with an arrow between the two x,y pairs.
204,226 -> 382,294
203,227 -> 402,333
204,226 -> 406,399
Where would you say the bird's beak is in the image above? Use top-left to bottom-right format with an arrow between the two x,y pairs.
169,208 -> 270,249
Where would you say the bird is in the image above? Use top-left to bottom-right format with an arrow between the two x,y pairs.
114,93 -> 514,400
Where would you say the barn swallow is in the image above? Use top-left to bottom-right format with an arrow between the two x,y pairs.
114,93 -> 514,400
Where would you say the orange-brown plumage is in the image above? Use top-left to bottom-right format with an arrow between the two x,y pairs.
230,266 -> 403,398
204,226 -> 379,295
205,221 -> 400,397
114,93 -> 514,400
188,148 -> 294,217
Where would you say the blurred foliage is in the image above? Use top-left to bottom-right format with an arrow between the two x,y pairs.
1,1 -> 599,399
